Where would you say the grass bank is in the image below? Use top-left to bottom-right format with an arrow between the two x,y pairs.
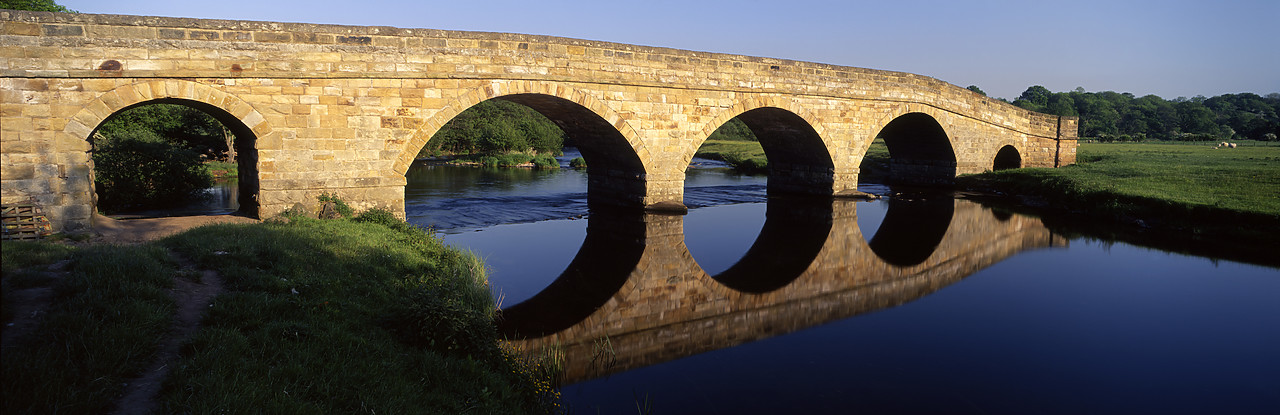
1,212 -> 559,413
958,141 -> 1280,263
694,139 -> 768,173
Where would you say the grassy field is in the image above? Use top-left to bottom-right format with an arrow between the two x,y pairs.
964,141 -> 1280,216
958,140 -> 1280,224
1,212 -> 559,414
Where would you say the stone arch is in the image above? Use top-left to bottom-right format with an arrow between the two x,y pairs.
395,80 -> 650,175
395,81 -> 651,206
685,97 -> 836,195
992,144 -> 1022,170
64,80 -> 271,217
863,105 -> 959,185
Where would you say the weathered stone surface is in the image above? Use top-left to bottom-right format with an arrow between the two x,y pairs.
0,10 -> 1077,232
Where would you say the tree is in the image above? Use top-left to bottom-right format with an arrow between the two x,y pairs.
421,100 -> 565,157
707,117 -> 756,141
1045,94 -> 1078,117
96,103 -> 231,160
1176,100 -> 1220,137
1013,85 -> 1053,111
0,0 -> 75,12
92,129 -> 213,212
966,85 -> 986,96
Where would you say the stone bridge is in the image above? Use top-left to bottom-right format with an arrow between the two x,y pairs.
0,10 -> 1078,231
501,198 -> 1066,384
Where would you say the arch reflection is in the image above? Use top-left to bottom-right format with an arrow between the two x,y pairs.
866,196 -> 955,267
711,196 -> 832,293
500,197 -> 1065,384
497,208 -> 647,339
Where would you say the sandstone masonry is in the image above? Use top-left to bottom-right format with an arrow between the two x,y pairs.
0,10 -> 1078,231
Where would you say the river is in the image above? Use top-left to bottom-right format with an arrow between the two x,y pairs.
403,150 -> 1280,414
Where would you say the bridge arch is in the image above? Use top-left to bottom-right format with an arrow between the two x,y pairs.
398,81 -> 652,206
863,106 -> 959,185
64,80 -> 271,217
687,98 -> 836,196
992,144 -> 1022,170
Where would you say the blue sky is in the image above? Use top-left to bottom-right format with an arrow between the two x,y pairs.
58,0 -> 1279,100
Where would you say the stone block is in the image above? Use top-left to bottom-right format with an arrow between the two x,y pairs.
41,24 -> 82,36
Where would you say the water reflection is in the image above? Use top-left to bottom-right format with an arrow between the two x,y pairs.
500,197 -> 1065,383
866,195 -> 953,266
107,178 -> 239,218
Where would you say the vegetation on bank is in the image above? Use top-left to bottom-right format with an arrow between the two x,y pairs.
694,139 -> 768,173
691,118 -> 768,172
419,100 -> 565,159
91,103 -> 238,213
92,129 -> 215,212
204,160 -> 238,178
1,209 -> 561,413
449,153 -> 560,169
957,141 -> 1280,258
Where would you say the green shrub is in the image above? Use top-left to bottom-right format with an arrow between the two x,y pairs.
92,130 -> 213,212
531,154 -> 559,169
316,192 -> 353,218
353,207 -> 401,227
569,156 -> 587,169
384,281 -> 498,358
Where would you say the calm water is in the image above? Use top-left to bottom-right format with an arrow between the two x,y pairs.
108,178 -> 239,218
406,155 -> 1280,414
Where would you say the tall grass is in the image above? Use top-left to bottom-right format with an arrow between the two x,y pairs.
1,244 -> 177,414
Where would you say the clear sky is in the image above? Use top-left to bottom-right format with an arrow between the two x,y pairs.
57,0 -> 1279,100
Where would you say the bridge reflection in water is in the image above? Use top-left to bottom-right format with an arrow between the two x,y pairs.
499,197 -> 1066,384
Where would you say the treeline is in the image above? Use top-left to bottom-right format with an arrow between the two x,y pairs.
1008,86 -> 1280,142
419,100 -> 564,158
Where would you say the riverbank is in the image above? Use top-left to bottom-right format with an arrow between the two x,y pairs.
694,139 -> 769,173
957,141 -> 1280,266
1,212 -> 559,413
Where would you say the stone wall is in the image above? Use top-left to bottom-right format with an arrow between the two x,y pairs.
1,10 -> 1077,231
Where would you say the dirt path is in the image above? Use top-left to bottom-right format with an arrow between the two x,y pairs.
90,213 -> 258,244
109,252 -> 224,415
5,214 -> 253,413
90,215 -> 249,413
